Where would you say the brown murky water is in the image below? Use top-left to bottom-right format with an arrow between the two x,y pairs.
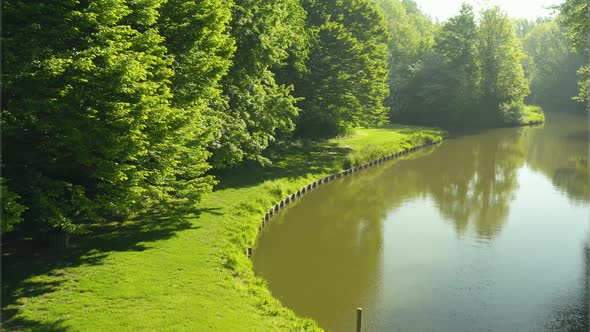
253,111 -> 589,332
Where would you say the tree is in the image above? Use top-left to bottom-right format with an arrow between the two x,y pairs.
1,0 -> 215,234
210,0 -> 307,167
478,7 -> 529,124
392,4 -> 480,128
158,0 -> 235,113
558,0 -> 589,105
433,4 -> 480,125
296,0 -> 390,138
372,0 -> 434,116
392,52 -> 457,126
1,180 -> 27,233
513,17 -> 551,39
523,20 -> 584,109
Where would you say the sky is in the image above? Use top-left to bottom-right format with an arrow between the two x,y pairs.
412,0 -> 565,22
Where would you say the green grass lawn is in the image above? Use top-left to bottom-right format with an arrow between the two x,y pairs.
2,125 -> 444,331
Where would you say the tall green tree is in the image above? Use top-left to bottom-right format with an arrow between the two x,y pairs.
372,0 -> 434,114
523,20 -> 584,109
558,0 -> 589,105
158,0 -> 235,112
433,4 -> 480,124
296,0 -> 390,138
2,0 -> 215,234
478,6 -> 529,123
513,17 -> 551,39
209,0 -> 307,167
393,4 -> 480,127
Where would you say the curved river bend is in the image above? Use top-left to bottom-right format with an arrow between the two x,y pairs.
253,111 -> 589,332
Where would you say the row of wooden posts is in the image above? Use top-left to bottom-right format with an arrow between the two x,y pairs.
246,139 -> 442,258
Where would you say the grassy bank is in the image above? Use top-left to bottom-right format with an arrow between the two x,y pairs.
504,103 -> 545,126
519,105 -> 545,124
2,125 -> 444,331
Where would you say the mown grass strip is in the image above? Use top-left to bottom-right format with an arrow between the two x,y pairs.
2,125 -> 444,331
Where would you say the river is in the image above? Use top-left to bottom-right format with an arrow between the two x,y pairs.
253,111 -> 589,331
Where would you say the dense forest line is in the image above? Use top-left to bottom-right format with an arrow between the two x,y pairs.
2,0 -> 587,236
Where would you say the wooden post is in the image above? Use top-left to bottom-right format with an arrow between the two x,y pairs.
356,307 -> 362,332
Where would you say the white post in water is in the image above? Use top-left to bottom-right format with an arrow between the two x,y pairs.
356,307 -> 362,332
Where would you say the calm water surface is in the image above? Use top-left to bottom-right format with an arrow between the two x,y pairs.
253,111 -> 589,332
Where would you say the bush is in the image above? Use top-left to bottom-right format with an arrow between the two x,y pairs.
500,102 -> 544,125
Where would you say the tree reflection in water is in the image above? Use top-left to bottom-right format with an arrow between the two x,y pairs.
253,111 -> 589,331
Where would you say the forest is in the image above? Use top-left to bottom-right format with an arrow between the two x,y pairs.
1,0 -> 588,238
2,0 -> 589,331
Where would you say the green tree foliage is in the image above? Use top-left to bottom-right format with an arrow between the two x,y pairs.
210,0 -> 307,167
296,0 -> 390,138
2,0 -> 215,234
394,4 -> 480,127
158,0 -> 235,111
3,0 -> 559,238
477,7 -> 530,124
558,0 -> 589,104
390,5 -> 536,128
435,4 -> 481,115
513,17 -> 550,39
559,0 -> 589,51
392,52 -> 457,126
372,0 -> 434,112
1,179 -> 27,233
523,20 -> 585,109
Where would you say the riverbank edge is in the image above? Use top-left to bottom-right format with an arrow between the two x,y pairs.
235,138 -> 448,331
240,118 -> 545,329
2,126 -> 445,331
5,115 -> 549,330
254,139 -> 443,241
211,130 -> 448,330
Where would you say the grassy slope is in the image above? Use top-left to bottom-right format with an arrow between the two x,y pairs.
3,125 -> 444,331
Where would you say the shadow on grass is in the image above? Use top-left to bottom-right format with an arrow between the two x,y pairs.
1,208 -> 220,330
216,142 -> 351,190
216,125 -> 445,190
2,318 -> 69,332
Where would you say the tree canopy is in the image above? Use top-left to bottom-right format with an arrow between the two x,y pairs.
2,0 -> 579,236
2,0 -> 216,234
557,0 -> 589,105
522,19 -> 585,109
295,0 -> 390,138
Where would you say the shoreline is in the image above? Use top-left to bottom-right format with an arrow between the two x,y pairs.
2,126 -> 445,331
3,117 -> 552,330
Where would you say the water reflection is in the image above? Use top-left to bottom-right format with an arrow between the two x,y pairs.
254,111 -> 589,331
425,129 -> 526,238
524,112 -> 589,203
544,240 -> 589,331
253,182 -> 385,330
